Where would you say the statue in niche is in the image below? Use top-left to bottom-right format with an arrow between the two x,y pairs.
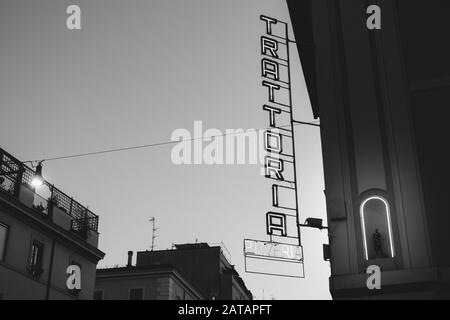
373,229 -> 387,258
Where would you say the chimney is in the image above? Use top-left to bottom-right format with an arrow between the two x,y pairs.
127,251 -> 133,267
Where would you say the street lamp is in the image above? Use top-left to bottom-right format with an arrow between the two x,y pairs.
31,161 -> 44,188
298,218 -> 328,230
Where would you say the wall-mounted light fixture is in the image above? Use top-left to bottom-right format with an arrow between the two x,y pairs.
298,218 -> 328,230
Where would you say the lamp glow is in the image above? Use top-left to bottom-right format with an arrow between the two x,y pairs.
31,162 -> 44,188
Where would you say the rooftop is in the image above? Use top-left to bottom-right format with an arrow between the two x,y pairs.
0,147 -> 99,234
159,242 -> 233,264
97,263 -> 178,273
136,242 -> 253,299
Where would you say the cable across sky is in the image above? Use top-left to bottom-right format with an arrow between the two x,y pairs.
26,120 -> 320,163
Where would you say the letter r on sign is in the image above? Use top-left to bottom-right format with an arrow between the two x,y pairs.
265,156 -> 284,180
261,37 -> 279,58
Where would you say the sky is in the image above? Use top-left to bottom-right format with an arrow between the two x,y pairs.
0,0 -> 330,299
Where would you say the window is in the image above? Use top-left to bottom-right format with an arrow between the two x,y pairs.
0,223 -> 8,261
93,290 -> 104,300
129,288 -> 144,300
28,240 -> 44,278
360,196 -> 395,260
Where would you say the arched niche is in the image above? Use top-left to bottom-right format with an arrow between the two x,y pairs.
360,196 -> 395,260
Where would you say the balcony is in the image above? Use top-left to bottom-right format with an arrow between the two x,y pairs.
0,148 -> 99,247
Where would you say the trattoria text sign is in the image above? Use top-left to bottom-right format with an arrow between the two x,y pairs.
244,15 -> 304,278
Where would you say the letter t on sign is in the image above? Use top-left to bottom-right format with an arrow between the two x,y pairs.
263,105 -> 281,127
260,15 -> 278,35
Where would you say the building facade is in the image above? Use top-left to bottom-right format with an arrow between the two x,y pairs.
136,243 -> 252,300
287,0 -> 450,299
96,243 -> 253,300
0,148 -> 105,300
95,252 -> 203,300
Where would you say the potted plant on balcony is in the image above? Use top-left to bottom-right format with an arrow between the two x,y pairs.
32,203 -> 46,214
0,176 -> 5,191
0,177 -> 13,195
49,196 -> 68,213
72,217 -> 91,239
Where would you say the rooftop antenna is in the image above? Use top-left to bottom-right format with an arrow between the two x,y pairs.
149,217 -> 159,251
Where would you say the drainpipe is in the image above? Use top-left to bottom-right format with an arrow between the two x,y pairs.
45,237 -> 56,300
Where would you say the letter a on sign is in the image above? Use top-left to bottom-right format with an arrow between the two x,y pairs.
66,265 -> 82,290
267,212 -> 287,237
262,59 -> 280,81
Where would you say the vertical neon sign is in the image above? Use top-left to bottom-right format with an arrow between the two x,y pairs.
244,15 -> 304,278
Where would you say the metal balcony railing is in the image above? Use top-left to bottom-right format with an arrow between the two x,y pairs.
0,147 -> 99,233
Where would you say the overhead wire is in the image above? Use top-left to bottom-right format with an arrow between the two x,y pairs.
25,120 -> 320,163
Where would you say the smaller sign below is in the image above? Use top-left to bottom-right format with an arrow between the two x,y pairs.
244,239 -> 303,261
244,239 -> 304,278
